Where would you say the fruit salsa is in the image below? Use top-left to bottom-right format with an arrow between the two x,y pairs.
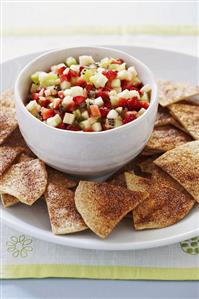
26,55 -> 151,132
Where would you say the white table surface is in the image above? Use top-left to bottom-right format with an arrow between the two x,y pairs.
2,35 -> 199,299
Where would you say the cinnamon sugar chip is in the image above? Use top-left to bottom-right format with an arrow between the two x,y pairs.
158,81 -> 199,107
125,172 -> 195,230
0,146 -> 23,175
44,169 -> 86,234
154,141 -> 199,202
0,159 -> 47,205
0,107 -> 18,145
0,88 -> 15,108
75,181 -> 148,238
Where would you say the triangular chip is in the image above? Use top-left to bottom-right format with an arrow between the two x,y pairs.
0,159 -> 47,205
0,146 -> 23,175
158,80 -> 199,107
126,172 -> 195,230
44,169 -> 86,234
0,107 -> 18,145
75,181 -> 148,238
169,103 -> 199,140
1,154 -> 34,207
4,127 -> 35,157
145,125 -> 192,153
107,173 -> 127,188
47,167 -> 77,189
1,194 -> 19,208
155,109 -> 175,127
125,172 -> 151,193
154,141 -> 199,202
0,88 -> 15,108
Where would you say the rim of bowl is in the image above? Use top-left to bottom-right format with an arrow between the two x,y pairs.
15,46 -> 158,136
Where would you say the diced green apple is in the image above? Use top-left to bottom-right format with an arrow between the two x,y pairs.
63,112 -> 75,124
46,114 -> 62,127
66,57 -> 77,67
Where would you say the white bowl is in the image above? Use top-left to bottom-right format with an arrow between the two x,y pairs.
15,46 -> 158,176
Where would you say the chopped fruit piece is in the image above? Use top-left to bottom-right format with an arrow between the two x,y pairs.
139,101 -> 150,109
122,113 -> 136,124
26,100 -> 41,117
73,96 -> 86,105
110,95 -> 119,107
56,66 -> 66,75
102,70 -> 117,81
116,107 -> 123,114
140,84 -> 151,93
63,112 -> 75,124
117,70 -> 131,81
107,109 -> 118,119
99,107 -> 110,117
94,96 -> 104,107
111,79 -> 121,88
92,122 -> 102,132
90,74 -> 108,88
76,78 -> 87,88
96,90 -> 109,100
90,105 -> 101,117
141,92 -> 149,102
127,97 -> 140,111
60,74 -> 69,82
41,108 -> 55,120
129,90 -> 140,99
66,56 -> 77,67
80,119 -> 91,130
82,110 -> 89,119
70,86 -> 84,97
46,114 -> 62,127
79,55 -> 95,66
62,96 -> 74,108
118,98 -> 128,107
137,108 -> 146,116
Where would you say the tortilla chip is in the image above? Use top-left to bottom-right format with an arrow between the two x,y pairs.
0,107 -> 18,145
44,170 -> 86,235
107,173 -> 127,188
1,194 -> 19,208
154,141 -> 199,202
155,109 -> 175,127
0,146 -> 23,175
47,167 -> 77,189
169,103 -> 199,140
125,172 -> 195,230
158,80 -> 199,107
4,127 -> 35,157
125,172 -> 151,193
0,89 -> 15,108
0,154 -> 35,208
75,181 -> 148,238
0,159 -> 47,205
145,125 -> 192,153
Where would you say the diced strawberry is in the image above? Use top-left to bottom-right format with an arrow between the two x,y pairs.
57,122 -> 66,129
122,113 -> 136,124
41,98 -> 51,108
90,105 -> 101,117
58,91 -> 65,99
60,74 -> 69,82
102,70 -> 117,81
96,89 -> 109,100
32,93 -> 40,101
127,97 -> 140,111
73,96 -> 86,105
41,108 -> 55,120
139,101 -> 149,109
68,69 -> 79,78
135,82 -> 144,89
118,98 -> 128,107
99,107 -> 110,117
104,100 -> 111,108
66,102 -> 76,112
57,66 -> 66,75
76,78 -> 87,88
86,83 -> 93,92
129,85 -> 142,95
79,66 -> 84,73
67,125 -> 80,131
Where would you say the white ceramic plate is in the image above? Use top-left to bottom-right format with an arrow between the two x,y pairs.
1,46 -> 199,250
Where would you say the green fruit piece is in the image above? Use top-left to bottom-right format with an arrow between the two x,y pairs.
40,73 -> 59,88
31,72 -> 40,84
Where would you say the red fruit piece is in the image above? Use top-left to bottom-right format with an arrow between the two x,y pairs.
58,91 -> 65,99
41,108 -> 55,120
111,58 -> 124,64
83,128 -> 94,132
66,102 -> 76,112
96,90 -> 109,100
86,83 -> 93,92
57,66 -> 66,75
32,93 -> 40,101
73,96 -> 86,105
118,98 -> 127,107
67,125 -> 80,131
122,113 -> 136,125
139,101 -> 149,109
99,107 -> 110,117
102,70 -> 117,81
76,78 -> 87,88
60,74 -> 69,82
57,122 -> 66,129
127,97 -> 141,111
68,69 -> 79,78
